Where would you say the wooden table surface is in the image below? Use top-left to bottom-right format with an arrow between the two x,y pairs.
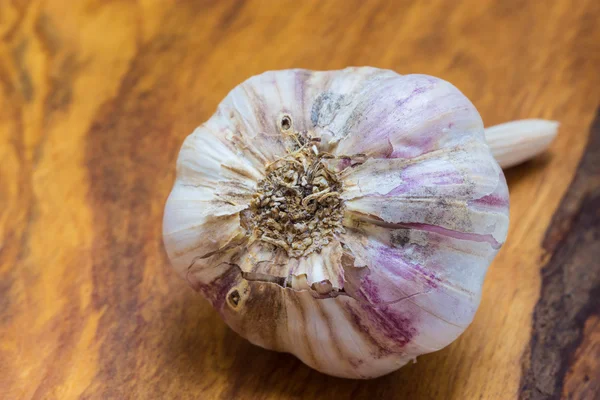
1,1 -> 599,399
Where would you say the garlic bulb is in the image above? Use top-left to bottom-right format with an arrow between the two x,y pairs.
163,67 -> 510,379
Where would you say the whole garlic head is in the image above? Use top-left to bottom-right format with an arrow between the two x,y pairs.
163,67 -> 509,379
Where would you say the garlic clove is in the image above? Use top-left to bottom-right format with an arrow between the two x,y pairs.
237,242 -> 291,280
318,73 -> 484,159
341,142 -> 503,201
484,119 -> 559,168
217,71 -> 311,166
341,227 -> 481,329
163,119 -> 260,285
289,242 -> 346,291
162,183 -> 247,285
344,170 -> 508,246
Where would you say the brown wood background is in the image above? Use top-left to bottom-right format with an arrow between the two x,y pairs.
1,1 -> 599,399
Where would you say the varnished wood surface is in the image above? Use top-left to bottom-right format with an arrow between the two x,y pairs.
1,1 -> 599,399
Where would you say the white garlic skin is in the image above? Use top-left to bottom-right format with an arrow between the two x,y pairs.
163,67 -> 509,379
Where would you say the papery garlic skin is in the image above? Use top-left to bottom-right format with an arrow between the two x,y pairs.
163,68 -> 510,379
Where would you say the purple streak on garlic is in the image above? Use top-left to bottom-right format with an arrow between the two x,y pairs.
163,67 -> 510,379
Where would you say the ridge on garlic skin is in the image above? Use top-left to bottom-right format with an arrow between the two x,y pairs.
163,67 -> 510,379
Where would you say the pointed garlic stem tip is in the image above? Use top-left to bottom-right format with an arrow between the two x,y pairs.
484,119 -> 559,169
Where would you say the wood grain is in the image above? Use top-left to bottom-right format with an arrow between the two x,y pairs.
1,0 -> 599,399
519,110 -> 600,400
